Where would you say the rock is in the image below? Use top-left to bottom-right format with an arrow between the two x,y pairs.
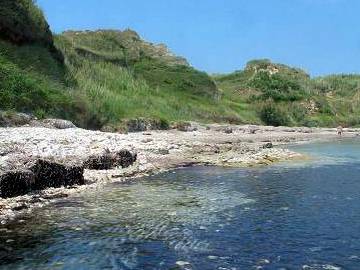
155,149 -> 170,155
0,170 -> 35,198
123,118 -> 169,132
40,119 -> 76,129
100,125 -> 116,133
224,127 -> 233,134
173,121 -> 197,132
175,261 -> 191,267
29,159 -> 84,190
0,111 -> 33,127
141,138 -> 153,143
262,142 -> 273,149
84,150 -> 137,170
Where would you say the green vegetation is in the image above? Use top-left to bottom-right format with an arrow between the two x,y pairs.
1,2 -> 359,129
54,30 -> 256,128
0,0 -> 51,45
214,59 -> 360,127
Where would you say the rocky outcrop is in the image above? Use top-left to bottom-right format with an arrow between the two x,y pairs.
172,121 -> 198,132
0,111 -> 33,127
29,159 -> 85,190
0,112 -> 76,129
0,147 -> 136,198
124,118 -> 169,133
36,119 -> 76,129
84,150 -> 137,170
0,170 -> 35,198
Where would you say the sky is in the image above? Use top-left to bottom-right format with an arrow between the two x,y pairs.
37,0 -> 360,76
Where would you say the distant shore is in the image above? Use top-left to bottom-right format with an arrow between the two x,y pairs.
0,123 -> 359,223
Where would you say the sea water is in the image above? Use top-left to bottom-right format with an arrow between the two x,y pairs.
1,139 -> 360,269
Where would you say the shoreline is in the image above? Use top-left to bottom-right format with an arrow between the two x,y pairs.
0,123 -> 359,223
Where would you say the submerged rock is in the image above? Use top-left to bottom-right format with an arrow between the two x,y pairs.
29,159 -> 84,190
0,170 -> 35,198
84,150 -> 137,170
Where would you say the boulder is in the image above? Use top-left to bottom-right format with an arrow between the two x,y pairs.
0,111 -> 33,127
0,170 -> 35,198
224,127 -> 233,134
173,121 -> 197,132
123,118 -> 169,132
39,119 -> 76,129
262,142 -> 273,149
29,159 -> 84,190
84,150 -> 137,170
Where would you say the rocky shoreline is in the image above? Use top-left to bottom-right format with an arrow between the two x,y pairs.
0,122 -> 359,223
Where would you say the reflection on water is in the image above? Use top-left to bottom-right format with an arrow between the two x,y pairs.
1,139 -> 360,269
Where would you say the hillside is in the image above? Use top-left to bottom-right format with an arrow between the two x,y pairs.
1,1 -> 359,129
54,30 -> 250,128
0,0 -> 83,122
214,59 -> 360,127
0,1 -> 244,129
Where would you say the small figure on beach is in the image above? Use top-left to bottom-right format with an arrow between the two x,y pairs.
337,125 -> 343,136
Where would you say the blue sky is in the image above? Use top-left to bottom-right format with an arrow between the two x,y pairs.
37,0 -> 360,76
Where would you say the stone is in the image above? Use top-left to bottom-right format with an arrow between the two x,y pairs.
224,127 -> 233,134
0,111 -> 33,127
262,142 -> 273,149
84,150 -> 137,170
0,170 -> 35,198
30,159 -> 84,190
40,119 -> 76,129
173,121 -> 197,132
123,118 -> 169,132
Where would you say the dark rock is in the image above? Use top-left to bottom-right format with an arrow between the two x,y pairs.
155,149 -> 170,155
224,127 -> 233,134
123,118 -> 169,132
262,142 -> 273,149
12,203 -> 28,211
29,159 -> 84,190
84,150 -> 137,170
0,170 -> 35,198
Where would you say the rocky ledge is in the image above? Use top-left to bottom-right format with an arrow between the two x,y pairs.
0,122 -> 359,222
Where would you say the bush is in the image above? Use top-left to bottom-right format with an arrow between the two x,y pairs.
249,72 -> 306,102
259,102 -> 290,126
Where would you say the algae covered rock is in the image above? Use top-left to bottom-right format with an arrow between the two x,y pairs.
29,159 -> 84,190
84,150 -> 137,170
0,170 -> 35,198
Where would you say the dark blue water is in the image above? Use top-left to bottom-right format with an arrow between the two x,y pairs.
1,139 -> 360,270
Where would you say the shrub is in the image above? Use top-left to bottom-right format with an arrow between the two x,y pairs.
249,72 -> 306,102
259,102 -> 290,126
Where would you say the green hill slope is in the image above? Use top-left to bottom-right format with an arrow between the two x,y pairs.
214,59 -> 360,127
1,2 -> 359,129
54,30 -> 252,128
0,0 -> 83,122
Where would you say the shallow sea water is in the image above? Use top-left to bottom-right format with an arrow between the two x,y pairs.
1,138 -> 360,269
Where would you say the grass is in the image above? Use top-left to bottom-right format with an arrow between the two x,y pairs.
0,0 -> 52,45
214,60 -> 360,127
1,1 -> 360,129
0,40 -> 82,120
54,31 -> 258,128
